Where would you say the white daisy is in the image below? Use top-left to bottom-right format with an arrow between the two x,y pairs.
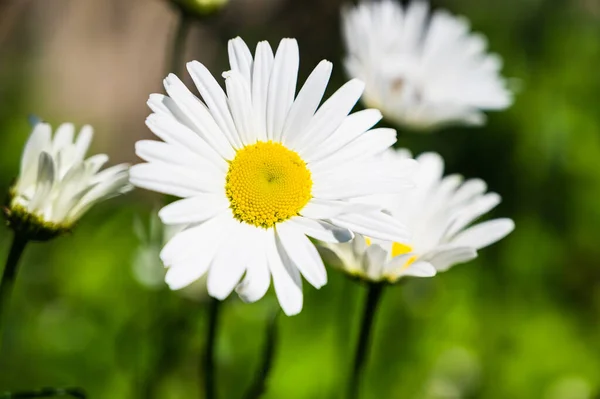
341,0 -> 513,131
5,121 -> 132,240
130,37 -> 417,315
319,149 -> 514,282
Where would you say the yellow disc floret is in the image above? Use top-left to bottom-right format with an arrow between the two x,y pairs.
225,141 -> 312,228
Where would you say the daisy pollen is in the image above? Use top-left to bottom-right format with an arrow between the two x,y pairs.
130,37 -> 417,315
226,141 -> 312,228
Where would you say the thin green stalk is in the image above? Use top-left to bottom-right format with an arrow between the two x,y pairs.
169,8 -> 192,76
0,387 -> 86,398
0,233 -> 29,348
202,298 -> 221,399
347,282 -> 386,399
243,310 -> 280,399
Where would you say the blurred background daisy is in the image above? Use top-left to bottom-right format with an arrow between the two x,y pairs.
1,0 -> 600,398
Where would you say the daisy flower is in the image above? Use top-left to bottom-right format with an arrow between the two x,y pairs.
130,37 -> 416,315
341,0 -> 513,131
320,149 -> 514,282
5,121 -> 132,240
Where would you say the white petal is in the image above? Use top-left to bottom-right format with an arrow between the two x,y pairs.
162,74 -> 236,158
450,178 -> 487,206
29,152 -> 55,212
312,161 -> 415,199
306,109 -> 382,162
207,222 -> 255,300
135,140 -> 223,174
158,195 -> 229,225
224,70 -> 257,146
251,41 -> 275,139
276,221 -> 327,288
416,152 -> 445,187
68,168 -> 131,221
85,154 -> 109,175
186,62 -> 242,149
308,128 -> 396,171
282,60 -> 332,147
300,198 -> 381,219
294,79 -> 365,156
161,212 -> 233,267
423,246 -> 478,272
267,38 -> 299,142
400,261 -> 437,277
267,229 -> 303,316
330,211 -> 409,243
235,229 -> 270,303
145,113 -> 227,172
363,245 -> 387,280
74,125 -> 93,162
288,216 -> 353,243
165,259 -> 211,291
52,123 -> 75,153
129,163 -> 219,197
18,123 -> 52,191
451,218 -> 514,250
228,37 -> 253,83
446,193 -> 501,238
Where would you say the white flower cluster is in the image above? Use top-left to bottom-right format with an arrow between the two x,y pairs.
129,1 -> 515,315
6,1 -> 515,317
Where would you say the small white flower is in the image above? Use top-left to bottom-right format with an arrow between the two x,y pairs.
320,149 -> 514,283
5,121 -> 132,240
341,0 -> 513,131
130,37 -> 417,315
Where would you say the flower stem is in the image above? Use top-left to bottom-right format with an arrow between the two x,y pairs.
0,233 -> 29,348
243,310 -> 280,399
348,282 -> 386,399
202,297 -> 221,399
169,7 -> 192,76
0,387 -> 86,398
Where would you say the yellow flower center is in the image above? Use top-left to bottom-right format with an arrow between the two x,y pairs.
225,141 -> 312,228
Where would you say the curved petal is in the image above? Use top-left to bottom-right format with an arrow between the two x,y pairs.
267,39 -> 299,142
267,229 -> 303,316
276,221 -> 327,288
282,60 -> 332,147
158,194 -> 229,225
450,218 -> 514,250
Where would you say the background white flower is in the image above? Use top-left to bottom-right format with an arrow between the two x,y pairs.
320,149 -> 514,282
342,0 -> 513,131
130,37 -> 417,315
7,121 -> 131,237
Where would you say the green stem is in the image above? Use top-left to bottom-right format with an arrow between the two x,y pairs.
169,8 -> 192,77
348,282 -> 385,399
243,310 -> 280,399
0,234 -> 29,348
202,298 -> 221,399
0,387 -> 86,398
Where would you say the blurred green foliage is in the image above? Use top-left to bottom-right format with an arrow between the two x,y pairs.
1,0 -> 600,398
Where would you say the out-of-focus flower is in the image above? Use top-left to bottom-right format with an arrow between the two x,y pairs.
169,0 -> 229,17
4,121 -> 132,241
341,0 -> 513,131
320,149 -> 514,282
130,37 -> 417,315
